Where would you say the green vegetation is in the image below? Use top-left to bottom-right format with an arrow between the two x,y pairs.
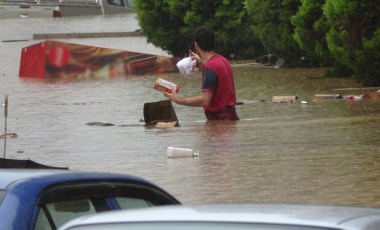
246,0 -> 305,67
291,0 -> 332,66
133,0 -> 380,86
134,0 -> 265,59
324,0 -> 380,86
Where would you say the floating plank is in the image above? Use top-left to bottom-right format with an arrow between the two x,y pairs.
155,121 -> 178,128
0,133 -> 17,139
362,91 -> 380,99
331,87 -> 380,92
272,96 -> 298,103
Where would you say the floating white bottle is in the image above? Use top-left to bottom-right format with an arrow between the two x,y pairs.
167,147 -> 199,158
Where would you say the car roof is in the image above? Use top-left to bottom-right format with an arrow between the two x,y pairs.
59,204 -> 380,230
0,169 -> 67,189
0,169 -> 148,190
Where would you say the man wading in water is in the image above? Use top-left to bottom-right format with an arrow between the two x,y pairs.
164,26 -> 239,121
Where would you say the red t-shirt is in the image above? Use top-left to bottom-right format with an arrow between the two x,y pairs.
201,54 -> 237,112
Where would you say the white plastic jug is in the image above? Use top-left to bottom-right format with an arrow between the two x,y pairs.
167,147 -> 199,158
176,57 -> 199,78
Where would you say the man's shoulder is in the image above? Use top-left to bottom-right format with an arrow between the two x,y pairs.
213,54 -> 228,61
207,54 -> 230,67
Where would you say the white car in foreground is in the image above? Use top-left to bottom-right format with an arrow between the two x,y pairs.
59,204 -> 380,230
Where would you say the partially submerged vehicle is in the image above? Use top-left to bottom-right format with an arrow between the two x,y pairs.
19,40 -> 179,81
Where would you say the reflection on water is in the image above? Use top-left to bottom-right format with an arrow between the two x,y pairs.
1,14 -> 380,207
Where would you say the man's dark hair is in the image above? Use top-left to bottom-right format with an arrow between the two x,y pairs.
193,26 -> 215,51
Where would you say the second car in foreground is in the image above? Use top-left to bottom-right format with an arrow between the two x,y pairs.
59,203 -> 380,230
0,169 -> 180,230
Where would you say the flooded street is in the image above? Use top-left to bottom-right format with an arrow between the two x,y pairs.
1,14 -> 380,206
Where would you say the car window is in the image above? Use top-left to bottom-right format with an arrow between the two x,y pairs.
115,197 -> 152,209
35,199 -> 97,230
37,182 -> 178,206
34,182 -> 179,229
36,197 -> 155,229
0,190 -> 6,204
35,208 -> 50,230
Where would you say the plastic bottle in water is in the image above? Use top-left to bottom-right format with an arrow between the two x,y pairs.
166,147 -> 199,158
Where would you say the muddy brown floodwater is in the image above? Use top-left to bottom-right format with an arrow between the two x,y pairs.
1,14 -> 380,206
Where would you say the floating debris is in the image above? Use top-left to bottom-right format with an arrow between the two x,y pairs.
86,122 -> 115,126
0,133 -> 17,139
313,94 -> 343,100
2,39 -> 29,43
362,91 -> 380,99
345,95 -> 363,100
155,121 -> 178,128
272,96 -> 298,103
167,147 -> 199,158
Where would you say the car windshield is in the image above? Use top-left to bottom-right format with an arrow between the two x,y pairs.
61,222 -> 341,230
